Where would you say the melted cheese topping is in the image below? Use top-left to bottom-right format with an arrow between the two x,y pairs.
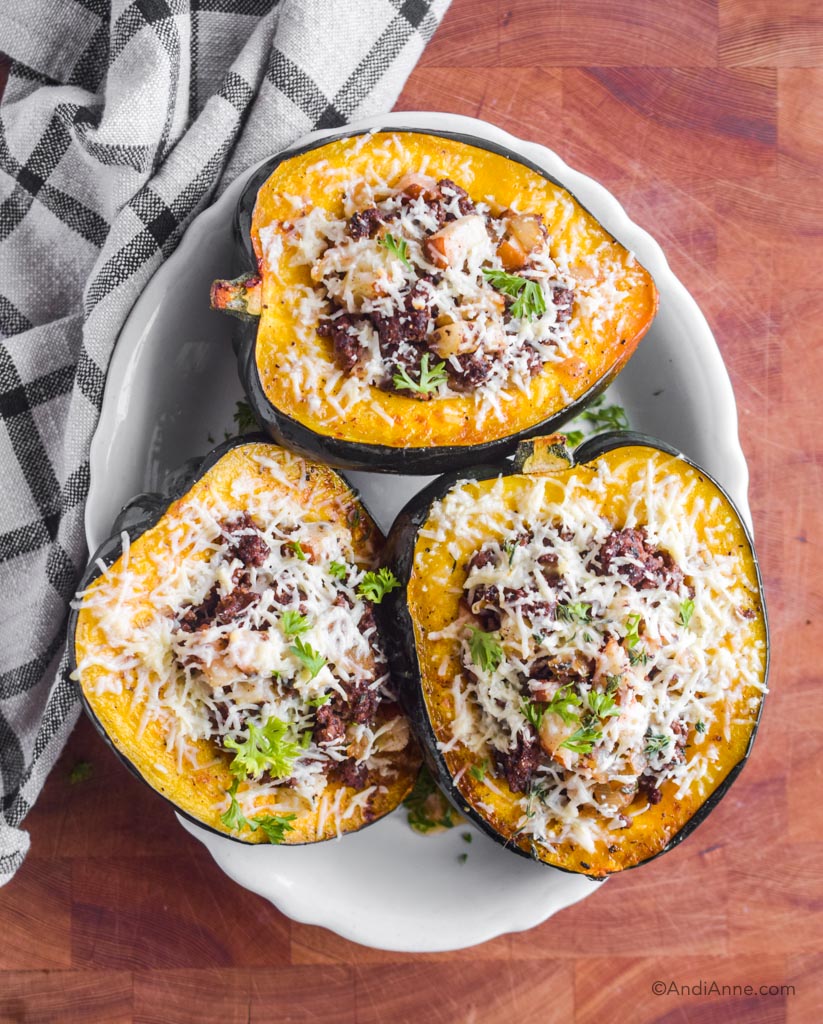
280,176 -> 576,408
72,445 -> 411,837
410,448 -> 766,860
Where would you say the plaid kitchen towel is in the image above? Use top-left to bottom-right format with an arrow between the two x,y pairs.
0,0 -> 450,885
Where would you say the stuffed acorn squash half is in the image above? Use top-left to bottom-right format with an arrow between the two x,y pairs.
382,433 -> 769,876
69,438 -> 420,844
211,130 -> 658,473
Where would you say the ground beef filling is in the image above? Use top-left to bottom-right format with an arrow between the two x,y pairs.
460,524 -> 689,801
173,513 -> 386,790
312,175 -> 575,399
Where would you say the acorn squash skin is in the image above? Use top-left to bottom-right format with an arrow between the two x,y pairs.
68,435 -> 421,845
381,432 -> 770,877
219,129 -> 658,474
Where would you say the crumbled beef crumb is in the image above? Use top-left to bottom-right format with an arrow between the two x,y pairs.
348,207 -> 382,239
446,350 -> 494,391
222,513 -> 270,568
334,758 -> 369,789
495,733 -> 542,794
594,527 -> 684,592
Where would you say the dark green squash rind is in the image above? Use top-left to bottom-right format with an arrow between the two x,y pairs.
66,434 -> 406,846
380,430 -> 770,877
225,129 -> 653,474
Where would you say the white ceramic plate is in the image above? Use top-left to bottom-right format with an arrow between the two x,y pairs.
85,112 -> 751,952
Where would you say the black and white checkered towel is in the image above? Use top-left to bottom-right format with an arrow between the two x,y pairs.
0,0 -> 450,885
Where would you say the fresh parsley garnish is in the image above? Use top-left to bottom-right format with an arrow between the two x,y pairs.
604,674 -> 621,695
328,560 -> 348,580
624,613 -> 642,648
220,778 -> 251,831
587,690 -> 620,719
233,399 -> 257,434
307,693 -> 330,707
564,429 -> 585,447
560,724 -> 602,755
380,231 -> 411,267
644,733 -> 671,757
482,268 -> 547,320
403,765 -> 458,833
580,397 -> 630,432
393,353 -> 448,395
557,601 -> 591,623
280,610 -> 310,637
678,598 -> 695,629
462,832 -> 473,844
289,637 -> 326,679
469,759 -> 488,781
544,684 -> 582,726
457,852 -> 468,864
220,780 -> 298,841
250,813 -> 298,844
520,699 -> 545,730
695,720 -> 706,734
290,540 -> 306,560
502,539 -> 518,565
467,627 -> 503,673
629,647 -> 649,666
223,718 -> 301,780
68,761 -> 93,784
357,567 -> 400,604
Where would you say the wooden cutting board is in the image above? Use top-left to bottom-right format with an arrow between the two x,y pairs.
2,2 -> 821,1020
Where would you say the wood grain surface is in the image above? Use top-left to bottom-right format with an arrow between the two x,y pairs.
2,2 -> 821,1021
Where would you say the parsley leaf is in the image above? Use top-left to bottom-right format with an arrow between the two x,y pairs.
467,627 -> 503,673
68,761 -> 93,784
458,852 -> 469,864
280,610 -> 310,637
403,765 -> 458,833
307,693 -> 330,707
393,353 -> 448,395
357,567 -> 400,604
220,778 -> 252,832
250,813 -> 298,844
328,560 -> 348,580
624,613 -> 642,647
224,718 -> 301,780
290,637 -> 326,679
469,759 -> 488,781
564,429 -> 585,447
629,647 -> 649,666
678,598 -> 695,629
695,720 -> 706,733
521,699 -> 545,729
560,724 -> 602,755
502,539 -> 518,565
587,690 -> 620,719
290,540 -> 306,560
580,397 -> 630,432
380,231 -> 411,268
557,601 -> 591,623
604,674 -> 621,695
462,832 -> 473,844
233,400 -> 258,434
644,733 -> 671,757
482,268 -> 547,320
544,684 -> 583,726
